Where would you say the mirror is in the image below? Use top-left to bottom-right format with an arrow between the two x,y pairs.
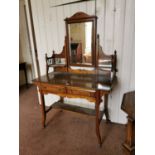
68,22 -> 93,66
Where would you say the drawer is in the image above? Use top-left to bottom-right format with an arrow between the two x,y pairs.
66,87 -> 95,97
40,83 -> 66,94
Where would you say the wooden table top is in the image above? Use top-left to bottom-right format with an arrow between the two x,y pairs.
33,72 -> 115,91
121,91 -> 135,119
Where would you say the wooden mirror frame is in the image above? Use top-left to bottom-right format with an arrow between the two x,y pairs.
65,12 -> 97,67
45,12 -> 117,75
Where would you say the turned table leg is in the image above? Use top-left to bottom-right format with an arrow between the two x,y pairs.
95,91 -> 102,146
40,92 -> 46,128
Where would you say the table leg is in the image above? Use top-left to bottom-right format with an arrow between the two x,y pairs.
95,91 -> 102,146
40,92 -> 46,128
104,94 -> 110,123
59,97 -> 63,112
123,116 -> 135,151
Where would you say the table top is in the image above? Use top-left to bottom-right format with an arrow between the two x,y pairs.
121,91 -> 135,118
33,72 -> 115,91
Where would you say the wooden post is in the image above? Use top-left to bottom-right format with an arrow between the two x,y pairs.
123,116 -> 135,151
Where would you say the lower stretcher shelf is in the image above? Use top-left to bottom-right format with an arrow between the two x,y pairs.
47,101 -> 104,118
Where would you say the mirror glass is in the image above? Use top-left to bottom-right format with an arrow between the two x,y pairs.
68,21 -> 93,65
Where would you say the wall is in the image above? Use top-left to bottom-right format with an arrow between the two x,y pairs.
26,0 -> 135,124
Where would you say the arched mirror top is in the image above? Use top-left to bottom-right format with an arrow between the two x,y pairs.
65,12 -> 97,22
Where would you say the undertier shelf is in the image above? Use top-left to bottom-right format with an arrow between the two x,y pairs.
48,101 -> 104,118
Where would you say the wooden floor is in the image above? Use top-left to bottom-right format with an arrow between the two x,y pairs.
19,85 -> 134,155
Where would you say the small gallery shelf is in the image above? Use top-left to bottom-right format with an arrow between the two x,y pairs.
48,64 -> 66,67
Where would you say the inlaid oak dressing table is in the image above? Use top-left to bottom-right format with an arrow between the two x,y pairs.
33,12 -> 117,146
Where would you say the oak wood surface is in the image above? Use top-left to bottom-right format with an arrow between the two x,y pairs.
33,72 -> 112,91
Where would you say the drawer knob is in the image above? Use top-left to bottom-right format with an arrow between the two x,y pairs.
66,82 -> 69,85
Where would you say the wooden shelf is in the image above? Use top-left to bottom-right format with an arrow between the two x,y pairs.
50,101 -> 104,118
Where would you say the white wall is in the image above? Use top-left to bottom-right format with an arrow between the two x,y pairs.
26,0 -> 135,124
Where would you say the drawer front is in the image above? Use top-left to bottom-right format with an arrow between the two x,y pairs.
40,83 -> 66,94
66,87 -> 95,97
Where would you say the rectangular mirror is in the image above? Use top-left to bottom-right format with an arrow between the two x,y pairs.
68,22 -> 93,66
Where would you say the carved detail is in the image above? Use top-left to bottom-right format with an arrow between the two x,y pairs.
97,35 -> 117,72
45,37 -> 68,74
65,11 -> 97,21
52,36 -> 67,58
97,35 -> 112,59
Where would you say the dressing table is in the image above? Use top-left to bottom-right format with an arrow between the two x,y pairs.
33,12 -> 117,146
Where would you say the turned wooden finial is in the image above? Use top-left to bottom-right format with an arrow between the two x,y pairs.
52,50 -> 55,56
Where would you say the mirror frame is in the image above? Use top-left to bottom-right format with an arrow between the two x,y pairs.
65,12 -> 97,67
